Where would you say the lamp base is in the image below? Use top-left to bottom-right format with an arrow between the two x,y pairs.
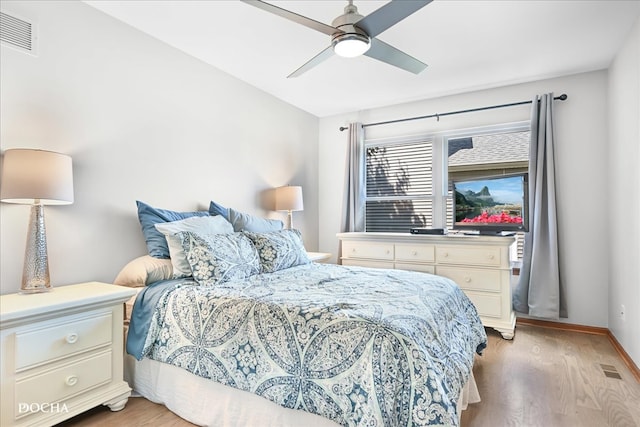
287,211 -> 294,230
20,204 -> 51,294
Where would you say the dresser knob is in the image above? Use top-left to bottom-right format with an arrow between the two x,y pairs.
386,250 -> 390,254
412,250 -> 418,256
443,252 -> 449,258
488,254 -> 495,259
65,333 -> 79,344
65,375 -> 78,387
464,277 -> 472,283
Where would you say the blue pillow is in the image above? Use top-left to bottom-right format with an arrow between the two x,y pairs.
179,231 -> 260,286
208,201 -> 229,220
136,200 -> 208,259
244,229 -> 310,273
228,208 -> 284,232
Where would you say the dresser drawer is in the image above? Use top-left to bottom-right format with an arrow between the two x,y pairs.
464,292 -> 502,318
15,313 -> 112,370
342,259 -> 394,269
14,351 -> 112,418
436,266 -> 502,292
395,244 -> 435,263
395,262 -> 435,274
436,246 -> 502,267
342,241 -> 394,260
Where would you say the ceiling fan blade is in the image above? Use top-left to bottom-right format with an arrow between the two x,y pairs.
356,0 -> 432,38
287,46 -> 334,78
364,38 -> 427,74
241,0 -> 339,36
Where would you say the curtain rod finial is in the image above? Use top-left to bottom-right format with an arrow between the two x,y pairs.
339,126 -> 348,132
557,94 -> 568,101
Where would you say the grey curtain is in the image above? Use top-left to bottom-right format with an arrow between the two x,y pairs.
341,122 -> 365,233
513,93 -> 566,318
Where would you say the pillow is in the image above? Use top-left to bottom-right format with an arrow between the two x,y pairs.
113,255 -> 174,288
244,229 -> 311,273
154,215 -> 234,278
179,231 -> 260,286
228,208 -> 284,232
208,200 -> 230,220
136,200 -> 209,258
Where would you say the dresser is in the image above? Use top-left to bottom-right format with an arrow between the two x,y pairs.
0,282 -> 137,426
338,232 -> 516,339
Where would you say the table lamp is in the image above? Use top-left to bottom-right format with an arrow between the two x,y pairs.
1,149 -> 74,293
275,185 -> 303,229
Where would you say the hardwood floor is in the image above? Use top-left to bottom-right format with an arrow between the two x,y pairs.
59,324 -> 639,427
461,325 -> 640,427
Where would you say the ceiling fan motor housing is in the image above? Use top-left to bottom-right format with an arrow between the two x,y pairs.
331,3 -> 370,56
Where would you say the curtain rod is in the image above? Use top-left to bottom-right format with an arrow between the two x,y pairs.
338,93 -> 568,131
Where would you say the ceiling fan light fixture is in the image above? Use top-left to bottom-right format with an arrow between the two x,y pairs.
332,33 -> 370,58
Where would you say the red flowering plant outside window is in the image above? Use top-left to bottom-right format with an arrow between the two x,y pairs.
460,210 -> 523,224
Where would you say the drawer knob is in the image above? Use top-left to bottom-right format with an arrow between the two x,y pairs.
352,248 -> 356,253
65,333 -> 79,344
386,250 -> 391,254
412,250 -> 418,256
488,254 -> 495,259
464,277 -> 472,283
443,252 -> 449,258
65,375 -> 78,387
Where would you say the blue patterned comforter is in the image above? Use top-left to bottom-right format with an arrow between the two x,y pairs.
127,263 -> 487,426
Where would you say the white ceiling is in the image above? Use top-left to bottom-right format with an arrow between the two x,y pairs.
85,0 -> 640,117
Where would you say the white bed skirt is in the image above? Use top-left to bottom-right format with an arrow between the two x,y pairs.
124,355 -> 480,426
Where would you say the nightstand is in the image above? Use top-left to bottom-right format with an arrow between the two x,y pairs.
0,282 -> 136,426
307,252 -> 332,263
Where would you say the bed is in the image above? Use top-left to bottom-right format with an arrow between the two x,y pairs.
117,203 -> 486,426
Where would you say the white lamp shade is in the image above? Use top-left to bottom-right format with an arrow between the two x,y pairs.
275,186 -> 303,212
1,149 -> 74,205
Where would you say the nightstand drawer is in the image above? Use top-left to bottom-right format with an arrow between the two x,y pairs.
15,351 -> 112,418
436,266 -> 502,292
342,242 -> 394,260
15,313 -> 112,370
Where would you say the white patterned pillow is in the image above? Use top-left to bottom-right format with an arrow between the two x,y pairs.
178,231 -> 260,285
155,215 -> 234,278
244,229 -> 311,273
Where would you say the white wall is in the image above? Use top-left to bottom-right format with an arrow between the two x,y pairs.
319,71 -> 610,329
0,1 -> 319,294
608,17 -> 640,366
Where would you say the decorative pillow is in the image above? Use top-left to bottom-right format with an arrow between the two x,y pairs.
244,229 -> 311,273
154,215 -> 234,278
228,208 -> 284,232
179,231 -> 260,286
208,200 -> 230,220
136,200 -> 208,258
113,255 -> 174,287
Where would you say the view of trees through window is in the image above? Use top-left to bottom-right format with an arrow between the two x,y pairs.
365,140 -> 433,232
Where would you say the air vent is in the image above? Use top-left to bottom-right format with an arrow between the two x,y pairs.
600,363 -> 622,380
0,11 -> 37,56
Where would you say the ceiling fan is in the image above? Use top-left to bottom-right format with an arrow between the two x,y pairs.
241,0 -> 432,78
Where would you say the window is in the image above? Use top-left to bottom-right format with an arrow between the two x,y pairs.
365,138 -> 434,232
363,122 -> 529,258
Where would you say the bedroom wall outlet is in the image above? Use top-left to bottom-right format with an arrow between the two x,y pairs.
620,304 -> 626,321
